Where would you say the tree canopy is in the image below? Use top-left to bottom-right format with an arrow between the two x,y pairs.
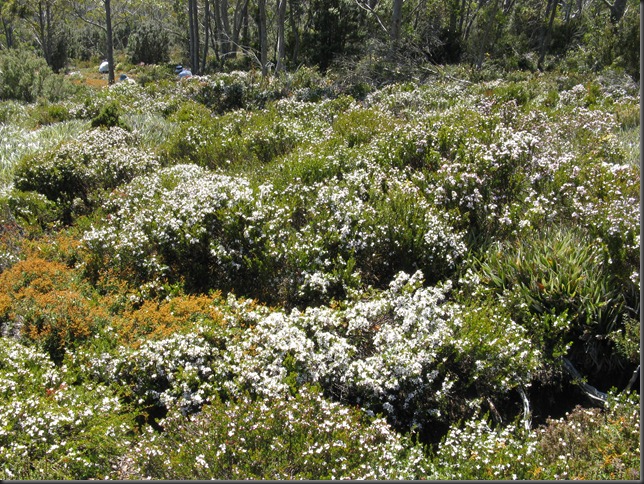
0,0 -> 639,79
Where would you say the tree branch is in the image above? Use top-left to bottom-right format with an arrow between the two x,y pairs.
354,0 -> 388,35
518,386 -> 531,430
562,357 -> 607,405
624,365 -> 640,392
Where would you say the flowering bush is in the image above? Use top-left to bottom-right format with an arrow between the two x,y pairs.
0,257 -> 107,362
13,127 -> 159,223
0,69 -> 639,480
429,390 -> 640,480
0,339 -> 136,479
466,226 -> 627,374
532,391 -> 640,480
118,386 -> 429,479
430,416 -> 539,479
83,163 -> 254,295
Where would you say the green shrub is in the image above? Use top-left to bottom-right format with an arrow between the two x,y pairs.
127,21 -> 169,65
91,101 -> 128,130
119,385 -> 429,479
467,226 -> 626,373
0,339 -> 136,479
0,256 -> 106,362
0,201 -> 22,272
13,127 -> 159,223
429,416 -> 538,479
131,64 -> 175,86
429,391 -> 640,480
32,102 -> 71,126
6,190 -> 59,230
0,48 -> 74,103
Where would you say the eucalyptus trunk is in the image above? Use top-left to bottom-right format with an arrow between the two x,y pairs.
538,0 -> 558,70
390,0 -> 404,57
258,0 -> 268,75
105,0 -> 114,84
202,0 -> 210,72
275,0 -> 287,73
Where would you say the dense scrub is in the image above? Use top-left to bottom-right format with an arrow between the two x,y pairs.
0,65 -> 640,479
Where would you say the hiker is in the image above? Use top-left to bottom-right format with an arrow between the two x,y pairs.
176,65 -> 192,79
119,73 -> 135,84
99,60 -> 109,73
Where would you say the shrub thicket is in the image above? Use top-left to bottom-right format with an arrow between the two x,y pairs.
0,49 -> 76,103
13,127 -> 159,224
0,69 -> 639,480
127,21 -> 170,65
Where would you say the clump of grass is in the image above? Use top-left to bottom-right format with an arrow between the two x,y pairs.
468,226 -> 626,376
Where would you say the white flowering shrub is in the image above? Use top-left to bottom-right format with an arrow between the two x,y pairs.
0,339 -> 135,479
83,151 -> 466,306
12,127 -> 159,223
295,272 -> 539,429
0,70 -> 639,480
119,385 -> 429,479
72,271 -> 537,438
0,120 -> 88,194
83,163 -> 254,294
430,416 -> 538,479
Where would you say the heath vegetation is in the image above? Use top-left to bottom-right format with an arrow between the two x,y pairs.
0,0 -> 640,479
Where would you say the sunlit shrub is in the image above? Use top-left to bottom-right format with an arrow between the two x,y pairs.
0,257 -> 105,361
91,100 -> 128,130
127,21 -> 169,65
429,416 -> 538,479
5,191 -> 58,232
83,164 -> 254,295
0,48 -> 72,103
113,294 -> 226,348
79,325 -> 234,415
532,391 -> 640,480
466,226 -> 627,375
428,375 -> 639,480
0,339 -> 136,479
294,272 -> 538,430
13,127 -> 159,223
118,385 -> 429,479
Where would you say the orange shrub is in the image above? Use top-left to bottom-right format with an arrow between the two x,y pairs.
0,257 -> 105,361
113,294 -> 226,348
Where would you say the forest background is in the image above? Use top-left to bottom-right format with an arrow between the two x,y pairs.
0,0 -> 640,83
0,0 -> 641,480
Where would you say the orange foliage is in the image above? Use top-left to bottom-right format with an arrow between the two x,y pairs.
21,231 -> 85,267
0,256 -> 105,360
113,294 -> 226,348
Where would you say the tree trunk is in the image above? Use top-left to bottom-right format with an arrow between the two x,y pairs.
189,0 -> 195,68
390,0 -> 404,57
189,0 -> 200,74
105,0 -> 115,84
538,0 -> 558,70
475,0 -> 500,69
1,17 -> 14,49
275,0 -> 288,74
288,0 -> 301,64
602,0 -> 628,24
202,0 -> 210,73
219,0 -> 232,57
562,357 -> 608,405
232,0 -> 250,57
258,0 -> 268,75
37,1 -> 51,66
